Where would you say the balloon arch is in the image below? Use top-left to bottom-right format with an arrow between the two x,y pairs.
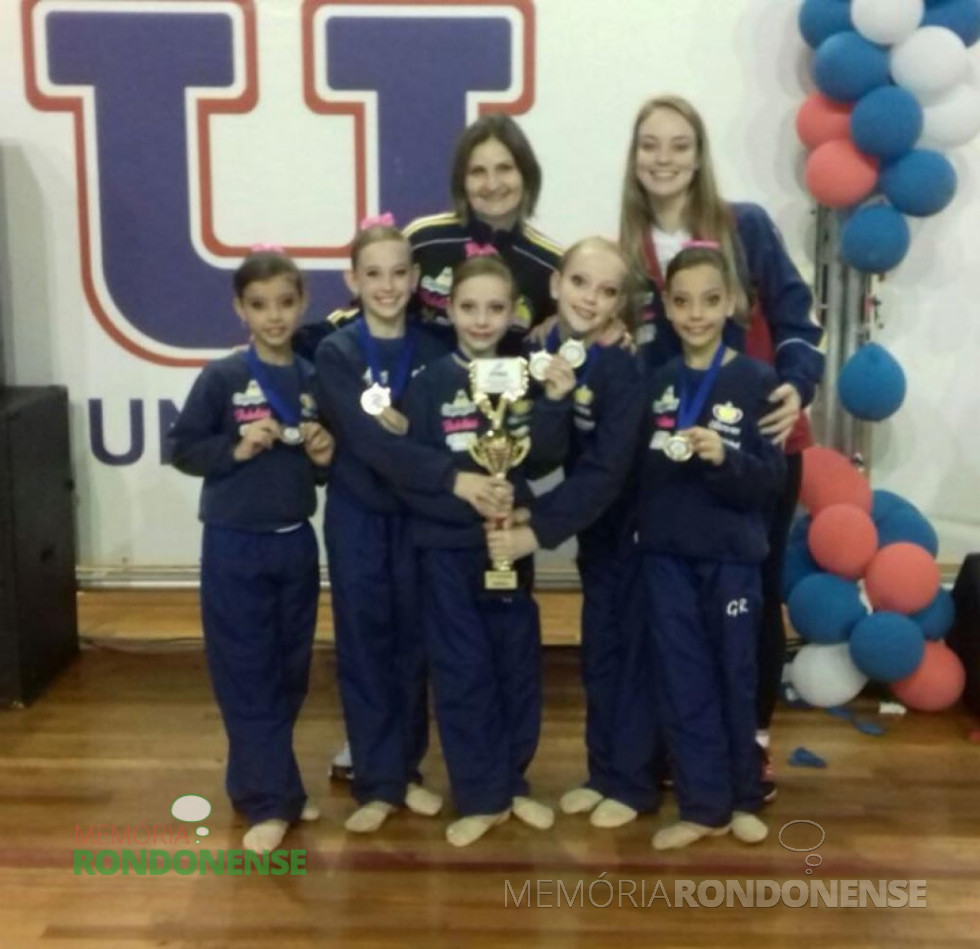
785,0 -> 979,712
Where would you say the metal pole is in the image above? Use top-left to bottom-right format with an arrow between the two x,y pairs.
809,206 -> 871,472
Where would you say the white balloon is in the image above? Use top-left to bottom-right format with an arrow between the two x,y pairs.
919,71 -> 980,148
892,26 -> 969,98
789,643 -> 869,708
852,0 -> 923,46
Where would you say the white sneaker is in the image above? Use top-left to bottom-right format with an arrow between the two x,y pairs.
589,798 -> 638,828
512,796 -> 554,830
652,820 -> 730,851
405,783 -> 443,816
300,800 -> 321,822
242,819 -> 288,853
731,811 -> 768,844
559,787 -> 604,815
446,810 -> 510,847
344,801 -> 394,834
330,740 -> 354,781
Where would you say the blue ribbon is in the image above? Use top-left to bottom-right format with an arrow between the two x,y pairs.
675,342 -> 725,430
245,346 -> 302,427
356,315 -> 417,402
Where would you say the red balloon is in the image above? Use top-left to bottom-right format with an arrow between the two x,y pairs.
800,446 -> 872,514
865,542 -> 941,614
808,504 -> 878,580
804,139 -> 879,208
796,92 -> 853,149
892,641 -> 965,711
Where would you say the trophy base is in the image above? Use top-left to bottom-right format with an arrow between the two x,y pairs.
484,568 -> 518,591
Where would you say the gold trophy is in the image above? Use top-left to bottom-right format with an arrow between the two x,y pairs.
468,357 -> 530,590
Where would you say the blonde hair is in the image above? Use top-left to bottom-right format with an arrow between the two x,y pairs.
350,224 -> 410,268
558,236 -> 637,329
618,95 -> 748,317
449,255 -> 518,303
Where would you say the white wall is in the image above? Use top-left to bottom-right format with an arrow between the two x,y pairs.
1,0 -> 977,578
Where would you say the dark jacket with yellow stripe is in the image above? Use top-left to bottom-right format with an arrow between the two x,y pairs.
291,211 -> 561,361
404,210 -> 562,355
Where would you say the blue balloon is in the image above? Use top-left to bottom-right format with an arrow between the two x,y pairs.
783,541 -> 821,602
789,514 -> 812,548
870,490 -> 940,555
838,342 -> 907,421
788,573 -> 868,644
841,204 -> 910,272
872,489 -> 913,521
851,86 -> 923,161
911,588 -> 956,641
924,0 -> 980,47
881,150 -> 958,217
799,0 -> 854,48
850,612 -> 925,682
876,506 -> 940,556
814,32 -> 891,102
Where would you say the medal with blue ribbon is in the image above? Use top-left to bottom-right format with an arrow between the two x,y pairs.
357,316 -> 417,416
665,342 -> 725,462
529,326 -> 592,383
245,346 -> 304,446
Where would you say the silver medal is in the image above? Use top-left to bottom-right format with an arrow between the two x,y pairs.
360,383 -> 392,416
664,433 -> 693,463
528,350 -> 553,382
280,425 -> 304,446
559,338 -> 587,369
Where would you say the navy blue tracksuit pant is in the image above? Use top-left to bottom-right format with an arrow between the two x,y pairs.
325,487 -> 428,807
200,523 -> 319,824
577,527 -> 661,812
419,546 -> 541,816
643,555 -> 764,827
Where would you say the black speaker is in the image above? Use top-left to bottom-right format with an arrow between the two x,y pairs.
948,554 -> 980,718
0,386 -> 79,707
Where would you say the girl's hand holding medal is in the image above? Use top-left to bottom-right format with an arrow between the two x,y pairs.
300,421 -> 336,466
376,406 -> 410,436
681,426 -> 726,466
234,418 -> 281,461
541,353 -> 576,401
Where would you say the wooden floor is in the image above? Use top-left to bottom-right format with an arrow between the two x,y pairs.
2,636 -> 980,948
77,588 -> 585,646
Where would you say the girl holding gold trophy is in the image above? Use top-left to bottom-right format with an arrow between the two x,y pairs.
314,221 -> 518,835
398,254 -> 574,847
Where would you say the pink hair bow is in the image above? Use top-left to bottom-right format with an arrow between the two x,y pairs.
250,242 -> 285,253
682,239 -> 721,251
359,212 -> 396,230
465,241 -> 497,258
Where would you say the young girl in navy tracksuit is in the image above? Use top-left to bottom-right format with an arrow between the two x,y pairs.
638,244 -> 784,850
313,220 -> 511,834
169,250 -> 335,853
485,237 -> 658,828
399,254 -> 574,847
620,95 -> 823,798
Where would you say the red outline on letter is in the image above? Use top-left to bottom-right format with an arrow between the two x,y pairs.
22,0 -> 257,367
